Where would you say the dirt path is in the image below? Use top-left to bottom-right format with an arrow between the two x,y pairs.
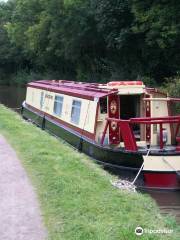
0,135 -> 46,240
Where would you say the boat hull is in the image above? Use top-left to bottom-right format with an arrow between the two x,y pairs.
22,105 -> 180,190
143,171 -> 180,190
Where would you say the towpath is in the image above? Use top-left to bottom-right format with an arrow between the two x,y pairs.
0,135 -> 46,240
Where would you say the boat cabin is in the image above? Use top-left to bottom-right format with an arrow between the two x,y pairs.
25,80 -> 180,152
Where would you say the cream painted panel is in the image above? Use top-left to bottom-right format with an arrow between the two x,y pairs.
62,95 -> 72,121
26,87 -> 97,134
42,92 -> 54,114
63,96 -> 97,133
26,87 -> 40,109
83,101 -> 97,133
26,87 -> 46,110
151,100 -> 171,145
143,155 -> 180,171
26,87 -> 31,104
95,108 -> 109,144
26,87 -> 35,105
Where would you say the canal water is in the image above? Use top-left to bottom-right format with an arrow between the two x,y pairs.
0,86 -> 26,109
146,189 -> 180,223
0,85 -> 180,223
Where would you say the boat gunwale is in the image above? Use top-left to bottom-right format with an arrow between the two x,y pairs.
23,103 -> 180,157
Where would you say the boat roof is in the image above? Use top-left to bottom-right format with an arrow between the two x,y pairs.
27,80 -> 118,101
28,79 -> 169,100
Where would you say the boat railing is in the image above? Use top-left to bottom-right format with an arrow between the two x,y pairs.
101,115 -> 180,152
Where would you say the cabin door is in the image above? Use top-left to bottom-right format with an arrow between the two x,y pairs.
108,95 -> 120,144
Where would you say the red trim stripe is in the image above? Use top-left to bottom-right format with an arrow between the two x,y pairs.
27,85 -> 95,101
94,102 -> 100,136
144,172 -> 180,189
27,81 -> 118,101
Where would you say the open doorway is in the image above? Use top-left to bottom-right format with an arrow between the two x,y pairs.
120,95 -> 141,139
120,95 -> 140,119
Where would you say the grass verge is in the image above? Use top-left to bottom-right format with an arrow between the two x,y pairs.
0,105 -> 179,240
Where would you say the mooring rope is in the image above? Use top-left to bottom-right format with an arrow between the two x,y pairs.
131,147 -> 151,185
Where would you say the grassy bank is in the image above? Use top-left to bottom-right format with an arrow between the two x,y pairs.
0,105 -> 179,240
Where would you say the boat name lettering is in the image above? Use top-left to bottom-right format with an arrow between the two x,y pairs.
45,94 -> 53,100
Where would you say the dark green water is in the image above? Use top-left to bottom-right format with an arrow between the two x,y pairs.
0,86 -> 26,109
144,190 -> 180,224
0,85 -> 179,223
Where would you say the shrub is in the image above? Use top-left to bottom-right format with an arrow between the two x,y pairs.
162,76 -> 180,114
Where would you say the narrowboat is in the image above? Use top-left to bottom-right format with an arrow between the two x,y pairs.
22,80 -> 180,190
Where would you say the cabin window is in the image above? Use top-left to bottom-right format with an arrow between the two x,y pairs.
100,97 -> 107,114
53,95 -> 64,116
71,100 -> 81,125
40,92 -> 44,109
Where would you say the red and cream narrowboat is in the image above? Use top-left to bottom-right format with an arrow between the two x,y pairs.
22,80 -> 180,190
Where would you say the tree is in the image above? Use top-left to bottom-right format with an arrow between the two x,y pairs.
0,0 -> 25,84
1,0 -> 180,85
131,0 -> 180,82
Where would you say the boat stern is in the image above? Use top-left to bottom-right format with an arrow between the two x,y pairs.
143,155 -> 180,190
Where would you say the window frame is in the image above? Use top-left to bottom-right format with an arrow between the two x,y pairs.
40,91 -> 44,109
100,97 -> 107,114
53,95 -> 64,117
70,99 -> 82,125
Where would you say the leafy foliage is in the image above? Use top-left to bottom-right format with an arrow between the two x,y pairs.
132,0 -> 180,82
0,0 -> 180,86
161,76 -> 180,113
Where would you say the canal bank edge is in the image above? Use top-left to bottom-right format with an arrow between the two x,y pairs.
0,104 -> 179,240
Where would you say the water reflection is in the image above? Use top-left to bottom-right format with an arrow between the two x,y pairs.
141,190 -> 180,223
0,86 -> 26,109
